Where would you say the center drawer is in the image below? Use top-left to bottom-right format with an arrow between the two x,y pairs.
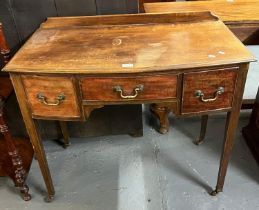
80,74 -> 178,102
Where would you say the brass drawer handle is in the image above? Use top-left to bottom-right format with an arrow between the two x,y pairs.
113,84 -> 144,99
36,93 -> 65,106
195,87 -> 224,103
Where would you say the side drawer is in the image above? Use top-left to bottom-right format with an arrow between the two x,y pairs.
182,68 -> 238,114
22,75 -> 81,119
80,74 -> 178,102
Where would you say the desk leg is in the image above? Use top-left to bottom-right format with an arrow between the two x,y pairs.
150,103 -> 171,134
10,74 -> 55,202
58,121 -> 70,148
211,64 -> 249,195
194,115 -> 208,145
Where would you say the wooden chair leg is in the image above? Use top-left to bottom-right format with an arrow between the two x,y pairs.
58,121 -> 70,148
194,115 -> 208,145
0,23 -> 11,64
0,97 -> 31,201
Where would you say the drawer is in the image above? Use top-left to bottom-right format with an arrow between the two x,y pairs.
22,76 -> 81,119
80,75 -> 178,102
182,68 -> 238,114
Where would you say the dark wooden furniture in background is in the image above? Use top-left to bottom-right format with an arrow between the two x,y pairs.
138,0 -> 209,13
138,0 -> 175,13
243,88 -> 259,162
145,0 -> 259,140
3,12 -> 254,201
0,23 -> 33,201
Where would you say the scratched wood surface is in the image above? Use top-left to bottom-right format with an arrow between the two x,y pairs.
144,0 -> 259,22
4,12 -> 254,74
0,0 -> 138,67
40,11 -> 218,28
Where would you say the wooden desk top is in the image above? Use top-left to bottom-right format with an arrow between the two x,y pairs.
144,0 -> 259,23
4,12 -> 254,74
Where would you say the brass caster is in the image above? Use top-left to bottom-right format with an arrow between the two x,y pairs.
210,189 -> 222,196
62,143 -> 71,149
20,185 -> 31,201
159,127 -> 168,134
44,195 -> 54,202
194,139 -> 204,146
23,193 -> 32,201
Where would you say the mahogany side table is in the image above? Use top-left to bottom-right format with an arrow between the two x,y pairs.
3,12 -> 255,201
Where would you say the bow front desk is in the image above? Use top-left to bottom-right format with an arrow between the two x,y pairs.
3,12 -> 255,201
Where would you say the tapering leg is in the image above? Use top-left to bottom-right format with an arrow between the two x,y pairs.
194,115 -> 208,145
211,111 -> 232,195
58,121 -> 70,148
10,75 -> 55,202
211,63 -> 249,195
150,103 -> 171,134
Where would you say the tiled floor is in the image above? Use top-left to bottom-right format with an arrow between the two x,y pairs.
1,109 -> 259,210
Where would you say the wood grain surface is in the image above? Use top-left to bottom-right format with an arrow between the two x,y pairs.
40,12 -> 218,28
3,12 -> 254,74
22,76 -> 81,119
6,12 -> 254,200
144,0 -> 259,22
138,0 -> 174,13
80,74 -> 177,102
182,68 -> 238,114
